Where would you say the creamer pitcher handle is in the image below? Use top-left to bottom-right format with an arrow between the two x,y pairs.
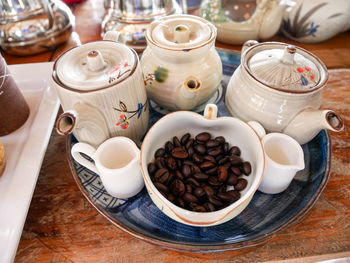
71,142 -> 99,174
204,104 -> 218,120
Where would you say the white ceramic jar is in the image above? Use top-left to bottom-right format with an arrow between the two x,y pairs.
141,14 -> 222,111
53,37 -> 149,147
225,41 -> 344,144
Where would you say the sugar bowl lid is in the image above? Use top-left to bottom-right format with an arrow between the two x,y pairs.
244,42 -> 328,93
146,14 -> 216,50
54,40 -> 136,91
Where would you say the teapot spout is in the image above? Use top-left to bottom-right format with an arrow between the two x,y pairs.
175,76 -> 201,110
283,109 -> 344,144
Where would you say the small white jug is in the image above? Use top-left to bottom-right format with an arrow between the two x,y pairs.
71,136 -> 144,199
249,121 -> 305,194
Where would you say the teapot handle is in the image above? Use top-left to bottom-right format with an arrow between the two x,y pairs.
103,31 -> 125,43
42,0 -> 54,30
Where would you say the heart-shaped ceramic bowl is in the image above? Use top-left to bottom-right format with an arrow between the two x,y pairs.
140,104 -> 265,226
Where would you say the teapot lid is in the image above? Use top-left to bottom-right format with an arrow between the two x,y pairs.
54,41 -> 137,91
244,42 -> 328,93
146,14 -> 216,50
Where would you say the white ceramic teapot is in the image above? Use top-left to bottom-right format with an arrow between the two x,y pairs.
53,32 -> 149,147
140,14 -> 222,111
225,41 -> 344,144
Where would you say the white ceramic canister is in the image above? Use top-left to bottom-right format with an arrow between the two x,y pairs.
53,38 -> 149,147
141,14 -> 222,111
225,41 -> 344,144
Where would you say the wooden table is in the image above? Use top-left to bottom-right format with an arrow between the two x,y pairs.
3,1 -> 350,262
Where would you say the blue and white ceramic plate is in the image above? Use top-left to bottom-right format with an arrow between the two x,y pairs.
67,49 -> 331,252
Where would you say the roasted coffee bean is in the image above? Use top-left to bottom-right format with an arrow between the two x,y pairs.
227,190 -> 240,202
195,132 -> 211,142
177,197 -> 185,208
185,184 -> 193,193
186,177 -> 200,188
183,159 -> 195,166
203,155 -> 216,163
167,157 -> 177,170
189,202 -> 198,209
222,142 -> 230,154
235,178 -> 248,191
206,139 -> 220,148
194,144 -> 206,155
154,182 -> 169,193
166,172 -> 175,185
193,173 -> 209,181
218,156 -> 229,165
173,136 -> 181,147
218,185 -> 227,193
208,176 -> 223,186
154,168 -> 169,184
193,187 -> 206,198
227,173 -> 238,185
167,193 -> 175,203
155,148 -> 166,158
229,146 -> 241,156
230,166 -> 242,176
187,146 -> 194,158
218,192 -> 234,203
217,166 -> 228,182
191,165 -> 201,174
208,195 -> 223,207
185,138 -> 195,149
203,184 -> 215,197
229,155 -> 242,165
171,179 -> 185,196
165,141 -> 174,153
192,153 -> 204,164
181,133 -> 191,145
148,162 -> 157,176
207,146 -> 222,156
215,154 -> 224,162
183,192 -> 199,203
223,162 -> 231,170
199,161 -> 216,170
175,170 -> 184,180
204,202 -> 216,212
182,164 -> 192,178
155,157 -> 166,169
242,161 -> 252,175
193,205 -> 206,212
214,136 -> 225,144
204,167 -> 217,175
171,147 -> 188,159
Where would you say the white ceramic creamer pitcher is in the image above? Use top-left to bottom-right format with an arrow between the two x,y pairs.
53,32 -> 149,147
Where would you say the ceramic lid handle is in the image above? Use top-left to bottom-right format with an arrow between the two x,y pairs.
174,25 -> 190,43
87,50 -> 105,72
281,45 -> 296,65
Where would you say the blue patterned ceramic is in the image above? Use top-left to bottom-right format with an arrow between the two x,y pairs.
67,49 -> 331,252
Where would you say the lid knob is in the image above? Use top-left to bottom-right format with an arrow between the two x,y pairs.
174,24 -> 190,43
87,50 -> 105,72
281,45 -> 296,65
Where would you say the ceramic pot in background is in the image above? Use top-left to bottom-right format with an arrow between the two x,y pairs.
53,33 -> 149,147
200,0 -> 288,45
0,54 -> 29,136
281,0 -> 350,43
225,41 -> 344,145
141,14 -> 222,111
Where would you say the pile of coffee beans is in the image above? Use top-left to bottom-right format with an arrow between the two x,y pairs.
147,132 -> 252,212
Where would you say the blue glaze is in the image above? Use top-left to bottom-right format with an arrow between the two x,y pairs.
68,49 -> 330,252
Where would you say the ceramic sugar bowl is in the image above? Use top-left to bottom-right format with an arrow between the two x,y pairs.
141,14 -> 222,111
225,41 -> 344,144
53,33 -> 149,147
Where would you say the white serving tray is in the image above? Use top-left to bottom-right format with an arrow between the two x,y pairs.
0,62 -> 60,263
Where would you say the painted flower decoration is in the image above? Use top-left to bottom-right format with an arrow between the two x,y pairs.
296,66 -> 316,86
116,114 -> 129,129
114,100 -> 147,129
